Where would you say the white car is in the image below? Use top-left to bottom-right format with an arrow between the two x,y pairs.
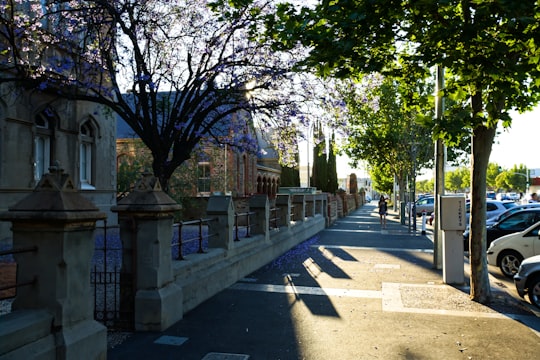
486,221 -> 540,278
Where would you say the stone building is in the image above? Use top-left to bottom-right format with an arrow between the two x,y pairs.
116,109 -> 281,207
0,85 -> 117,242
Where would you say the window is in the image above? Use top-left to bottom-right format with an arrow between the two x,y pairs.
80,121 -> 95,189
197,163 -> 211,194
34,107 -> 55,181
34,136 -> 51,181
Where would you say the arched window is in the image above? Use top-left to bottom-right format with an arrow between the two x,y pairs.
34,106 -> 57,181
80,120 -> 95,189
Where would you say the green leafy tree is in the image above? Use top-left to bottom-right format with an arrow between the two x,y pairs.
339,75 -> 433,207
496,164 -> 529,193
370,164 -> 394,196
416,179 -> 434,195
487,163 -> 502,191
280,152 -> 300,187
263,0 -> 540,304
445,167 -> 469,193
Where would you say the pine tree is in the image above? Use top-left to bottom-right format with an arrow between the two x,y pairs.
327,131 -> 338,194
312,121 -> 328,191
280,153 -> 300,187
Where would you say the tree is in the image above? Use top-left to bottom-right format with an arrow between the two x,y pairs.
327,131 -> 338,194
280,152 -> 300,187
339,74 -> 434,207
445,167 -> 469,194
311,120 -> 328,191
370,164 -> 394,196
487,163 -> 502,191
263,0 -> 540,303
416,179 -> 434,195
496,164 -> 529,193
0,0 -> 323,190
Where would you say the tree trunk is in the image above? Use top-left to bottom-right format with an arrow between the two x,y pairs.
469,124 -> 496,303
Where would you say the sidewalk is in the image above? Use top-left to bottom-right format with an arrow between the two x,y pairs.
108,202 -> 540,360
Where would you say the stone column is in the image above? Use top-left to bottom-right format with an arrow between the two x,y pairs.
275,194 -> 291,228
249,194 -> 269,240
292,195 -> 306,221
111,171 -> 182,331
0,163 -> 107,359
206,195 -> 234,250
304,194 -> 314,217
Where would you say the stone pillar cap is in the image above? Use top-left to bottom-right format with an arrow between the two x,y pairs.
0,162 -> 106,221
112,171 -> 181,213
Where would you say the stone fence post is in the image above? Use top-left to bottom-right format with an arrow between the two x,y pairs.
305,194 -> 315,217
0,164 -> 107,359
249,194 -> 269,240
206,195 -> 234,249
275,194 -> 291,228
292,195 -> 306,221
111,171 -> 182,331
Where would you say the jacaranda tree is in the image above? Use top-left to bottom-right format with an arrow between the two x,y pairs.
0,0 -> 331,190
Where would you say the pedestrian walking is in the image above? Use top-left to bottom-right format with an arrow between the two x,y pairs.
378,196 -> 388,229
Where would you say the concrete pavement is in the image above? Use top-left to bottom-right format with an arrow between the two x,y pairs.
108,202 -> 540,360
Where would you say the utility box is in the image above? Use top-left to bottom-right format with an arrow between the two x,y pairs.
439,195 -> 467,231
439,195 -> 466,284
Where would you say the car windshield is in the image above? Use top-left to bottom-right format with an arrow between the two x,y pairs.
496,204 -> 540,222
499,212 -> 539,230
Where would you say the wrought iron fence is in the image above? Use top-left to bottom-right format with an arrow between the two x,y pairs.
0,246 -> 37,304
172,218 -> 218,260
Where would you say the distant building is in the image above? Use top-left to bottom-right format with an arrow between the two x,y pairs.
116,105 -> 281,201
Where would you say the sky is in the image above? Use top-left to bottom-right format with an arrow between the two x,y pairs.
490,107 -> 540,171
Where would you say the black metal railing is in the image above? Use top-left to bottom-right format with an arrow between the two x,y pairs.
91,219 -> 129,330
270,207 -> 280,229
172,218 -> 218,260
234,211 -> 255,241
0,246 -> 38,302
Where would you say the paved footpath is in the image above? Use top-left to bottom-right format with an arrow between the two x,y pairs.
109,202 -> 540,360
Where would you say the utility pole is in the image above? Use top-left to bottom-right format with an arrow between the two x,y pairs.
434,65 -> 445,270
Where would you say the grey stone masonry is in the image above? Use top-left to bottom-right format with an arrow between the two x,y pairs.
275,194 -> 291,228
292,194 -> 306,221
206,196 -> 235,250
249,194 -> 269,240
111,171 -> 183,332
0,162 -> 107,359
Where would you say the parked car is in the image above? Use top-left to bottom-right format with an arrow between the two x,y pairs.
465,199 -> 517,224
462,200 -> 517,239
486,221 -> 540,277
407,196 -> 435,217
486,203 -> 540,226
514,254 -> 540,309
464,208 -> 540,250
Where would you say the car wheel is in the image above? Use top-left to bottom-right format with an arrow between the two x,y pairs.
498,251 -> 523,278
527,274 -> 540,310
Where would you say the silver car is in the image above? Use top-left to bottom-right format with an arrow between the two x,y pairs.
514,254 -> 540,309
407,196 -> 434,217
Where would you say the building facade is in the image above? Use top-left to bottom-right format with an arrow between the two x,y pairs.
116,117 -> 281,203
0,85 -> 117,242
